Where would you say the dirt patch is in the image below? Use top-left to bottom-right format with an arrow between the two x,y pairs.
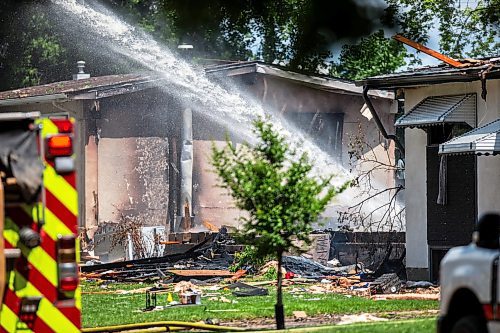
221,310 -> 438,330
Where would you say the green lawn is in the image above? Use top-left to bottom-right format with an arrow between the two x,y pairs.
82,281 -> 438,330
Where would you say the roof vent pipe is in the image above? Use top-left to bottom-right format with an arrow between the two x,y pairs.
73,61 -> 91,80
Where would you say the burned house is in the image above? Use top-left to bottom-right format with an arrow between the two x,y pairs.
359,57 -> 500,281
0,61 -> 400,262
203,62 -> 402,230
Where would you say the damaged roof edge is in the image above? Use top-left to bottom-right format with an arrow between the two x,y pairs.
0,93 -> 69,107
356,63 -> 500,90
205,61 -> 395,100
0,73 -> 164,106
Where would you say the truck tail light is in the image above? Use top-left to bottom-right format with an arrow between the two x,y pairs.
59,265 -> 79,292
57,236 -> 78,292
19,297 -> 41,322
51,119 -> 73,133
46,135 -> 73,158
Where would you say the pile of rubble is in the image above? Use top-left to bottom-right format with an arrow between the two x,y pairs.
82,258 -> 438,305
81,231 -> 438,305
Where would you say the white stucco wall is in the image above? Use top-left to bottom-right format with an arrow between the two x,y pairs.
403,92 -> 429,269
476,79 -> 500,216
404,79 -> 500,271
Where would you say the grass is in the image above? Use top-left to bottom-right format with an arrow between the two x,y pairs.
82,281 -> 438,330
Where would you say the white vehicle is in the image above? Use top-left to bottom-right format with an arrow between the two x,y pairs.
438,213 -> 500,333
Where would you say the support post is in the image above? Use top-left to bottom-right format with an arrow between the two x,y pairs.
179,108 -> 194,231
275,251 -> 285,329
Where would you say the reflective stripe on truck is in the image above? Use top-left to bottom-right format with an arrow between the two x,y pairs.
0,117 -> 80,333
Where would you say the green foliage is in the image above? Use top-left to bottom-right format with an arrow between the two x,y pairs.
1,0 -> 498,90
386,0 -> 500,61
46,0 -> 384,75
211,118 -> 348,259
332,30 -> 407,81
1,5 -> 67,89
262,266 -> 278,280
122,0 -> 499,77
229,245 -> 274,272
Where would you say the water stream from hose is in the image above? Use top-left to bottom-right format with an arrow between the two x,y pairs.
50,0 -> 403,231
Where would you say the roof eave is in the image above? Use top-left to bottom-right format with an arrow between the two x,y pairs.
206,62 -> 394,99
358,68 -> 500,90
0,93 -> 69,107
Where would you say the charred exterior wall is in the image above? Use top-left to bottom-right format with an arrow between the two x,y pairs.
193,73 -> 398,230
84,89 -> 181,244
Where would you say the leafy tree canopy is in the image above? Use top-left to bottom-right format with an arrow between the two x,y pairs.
0,0 -> 498,89
385,0 -> 500,61
332,30 -> 407,81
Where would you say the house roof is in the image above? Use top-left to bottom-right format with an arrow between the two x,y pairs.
0,73 -> 164,106
395,94 -> 476,128
357,57 -> 500,90
0,61 -> 396,107
205,61 -> 394,99
439,118 -> 500,155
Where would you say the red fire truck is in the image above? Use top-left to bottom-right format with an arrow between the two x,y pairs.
0,112 -> 80,333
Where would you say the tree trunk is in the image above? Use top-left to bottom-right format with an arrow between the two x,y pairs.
275,250 -> 285,330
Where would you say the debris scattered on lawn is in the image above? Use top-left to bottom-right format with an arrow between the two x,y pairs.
180,291 -> 202,305
292,311 -> 308,320
370,273 -> 402,294
371,293 -> 440,301
228,282 -> 269,297
405,281 -> 436,289
337,313 -> 388,325
81,232 -> 440,310
168,269 -> 236,279
174,281 -> 202,294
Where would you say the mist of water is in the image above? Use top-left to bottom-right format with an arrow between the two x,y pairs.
50,0 -> 403,231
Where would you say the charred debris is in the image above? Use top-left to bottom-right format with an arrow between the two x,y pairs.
79,228 -> 437,300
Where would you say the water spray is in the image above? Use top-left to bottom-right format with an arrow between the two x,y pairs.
49,0 -> 404,231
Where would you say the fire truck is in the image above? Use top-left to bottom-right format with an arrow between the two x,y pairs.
0,112 -> 80,332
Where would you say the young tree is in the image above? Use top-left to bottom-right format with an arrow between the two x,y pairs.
211,119 -> 348,329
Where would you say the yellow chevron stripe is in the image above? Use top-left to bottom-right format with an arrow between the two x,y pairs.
75,286 -> 82,311
0,301 -> 34,333
38,297 -> 80,333
6,208 -> 81,313
3,219 -> 20,246
8,274 -> 80,333
17,205 -> 73,242
24,247 -> 57,287
3,220 -> 58,287
44,164 -> 78,216
40,118 -> 59,137
40,208 -> 73,240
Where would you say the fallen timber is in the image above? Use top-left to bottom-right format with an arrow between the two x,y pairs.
80,237 -> 211,273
